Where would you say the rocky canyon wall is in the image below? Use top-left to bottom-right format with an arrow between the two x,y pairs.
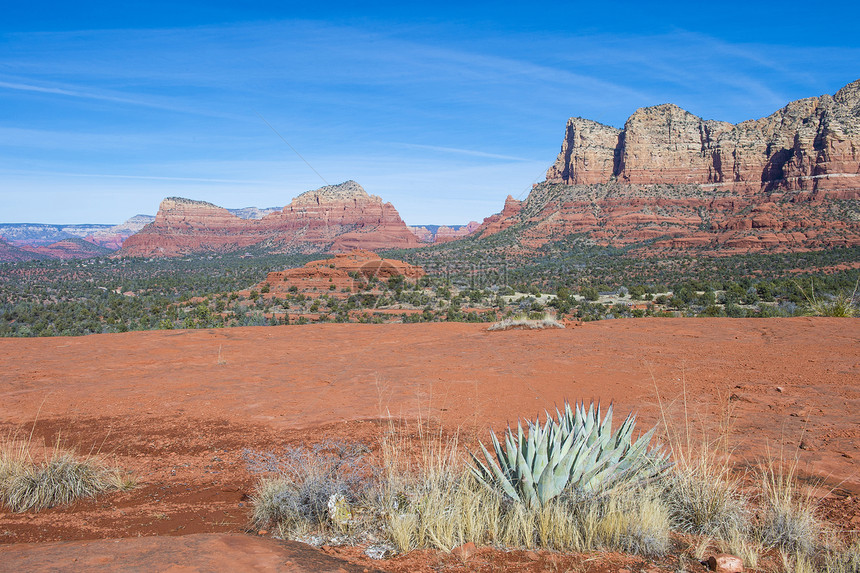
547,80 -> 860,198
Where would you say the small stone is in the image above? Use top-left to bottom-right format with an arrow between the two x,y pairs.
707,553 -> 744,573
257,529 -> 267,535
452,542 -> 477,561
776,386 -> 785,393
364,544 -> 396,560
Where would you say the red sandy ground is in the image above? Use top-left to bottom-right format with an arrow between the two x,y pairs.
0,318 -> 858,572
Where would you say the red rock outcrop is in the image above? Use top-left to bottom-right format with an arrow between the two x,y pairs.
547,79 -> 860,198
475,195 -> 524,238
0,237 -> 44,262
29,238 -> 113,260
435,221 -> 481,243
84,215 -> 155,250
476,181 -> 860,255
248,250 -> 425,299
0,236 -> 111,262
120,181 -> 422,257
482,80 -> 860,255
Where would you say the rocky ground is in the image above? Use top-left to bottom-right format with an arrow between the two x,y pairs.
0,319 -> 858,571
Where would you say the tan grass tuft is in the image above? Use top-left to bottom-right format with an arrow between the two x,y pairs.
0,435 -> 134,512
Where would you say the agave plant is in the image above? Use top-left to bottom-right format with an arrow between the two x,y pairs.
470,401 -> 669,507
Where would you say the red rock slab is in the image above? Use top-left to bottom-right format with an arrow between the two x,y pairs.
0,533 -> 380,573
0,319 -> 858,494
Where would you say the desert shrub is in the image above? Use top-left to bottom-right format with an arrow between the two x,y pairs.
487,312 -> 564,331
247,440 -> 375,536
757,457 -> 821,556
0,437 -> 134,512
660,448 -> 750,541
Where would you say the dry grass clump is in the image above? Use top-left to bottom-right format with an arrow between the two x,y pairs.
249,396 -> 856,569
655,384 -> 751,548
487,313 -> 565,331
385,469 -> 669,556
800,280 -> 858,317
0,436 -> 134,512
824,538 -> 860,573
661,445 -> 750,542
380,420 -> 669,556
756,454 -> 821,557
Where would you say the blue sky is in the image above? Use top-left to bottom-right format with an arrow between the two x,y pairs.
2,2 -> 859,225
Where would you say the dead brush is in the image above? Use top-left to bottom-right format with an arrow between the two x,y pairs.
245,439 -> 377,538
823,537 -> 860,573
487,312 -> 565,331
0,434 -> 135,512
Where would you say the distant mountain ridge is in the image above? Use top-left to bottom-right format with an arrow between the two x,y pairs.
407,222 -> 481,243
120,181 -> 422,257
4,80 -> 858,263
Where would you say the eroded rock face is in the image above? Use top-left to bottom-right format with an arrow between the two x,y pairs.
249,250 -> 425,299
475,195 -> 524,238
120,182 -> 422,257
482,81 -> 860,255
547,79 -> 860,197
476,181 -> 860,255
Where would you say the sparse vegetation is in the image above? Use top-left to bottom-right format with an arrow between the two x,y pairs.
757,453 -> 821,556
245,395 -> 860,570
0,436 -> 134,512
486,312 -> 564,331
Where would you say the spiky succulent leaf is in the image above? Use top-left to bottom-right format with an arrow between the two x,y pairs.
470,400 -> 670,507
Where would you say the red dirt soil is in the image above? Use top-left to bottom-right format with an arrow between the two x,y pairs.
1,319 -> 858,571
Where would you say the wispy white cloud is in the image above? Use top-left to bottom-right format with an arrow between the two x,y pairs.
1,18 -> 858,224
395,143 -> 535,162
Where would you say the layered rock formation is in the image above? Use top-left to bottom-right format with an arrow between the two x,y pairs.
248,250 -> 425,299
474,195 -> 524,238
120,181 -> 422,257
0,237 -> 46,262
0,236 -> 112,262
547,79 -> 860,198
476,182 -> 860,255
485,80 -> 860,254
0,216 -> 156,255
408,221 -> 481,243
29,238 -> 114,260
227,206 -> 282,219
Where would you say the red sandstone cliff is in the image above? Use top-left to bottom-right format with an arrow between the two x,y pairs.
482,80 -> 860,255
120,181 -> 422,257
547,79 -> 860,197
